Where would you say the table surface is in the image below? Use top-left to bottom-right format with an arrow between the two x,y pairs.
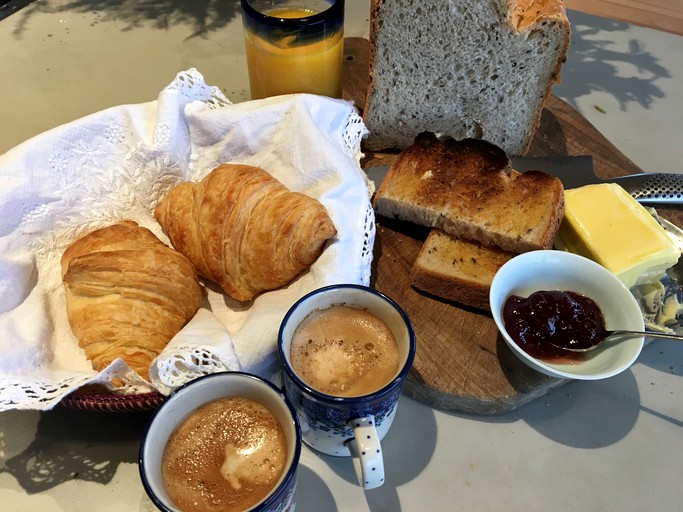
565,0 -> 683,35
2,2 -> 683,511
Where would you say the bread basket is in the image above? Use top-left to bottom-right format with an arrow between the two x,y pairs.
60,390 -> 165,413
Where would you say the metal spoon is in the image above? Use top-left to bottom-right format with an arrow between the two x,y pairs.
549,329 -> 683,353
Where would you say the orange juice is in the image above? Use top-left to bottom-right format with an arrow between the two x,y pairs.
244,6 -> 344,99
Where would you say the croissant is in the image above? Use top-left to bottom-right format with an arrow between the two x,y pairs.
61,221 -> 202,380
154,164 -> 337,301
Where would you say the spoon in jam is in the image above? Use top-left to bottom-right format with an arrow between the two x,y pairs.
549,329 -> 683,353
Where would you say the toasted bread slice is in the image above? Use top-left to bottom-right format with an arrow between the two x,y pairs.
372,132 -> 565,253
411,229 -> 515,311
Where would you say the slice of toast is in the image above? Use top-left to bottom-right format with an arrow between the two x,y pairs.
411,229 -> 515,311
372,132 -> 565,253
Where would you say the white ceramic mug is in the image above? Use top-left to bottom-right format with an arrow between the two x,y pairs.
139,372 -> 301,511
278,284 -> 416,490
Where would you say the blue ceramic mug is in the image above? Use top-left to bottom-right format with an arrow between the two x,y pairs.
139,372 -> 301,511
278,284 -> 415,489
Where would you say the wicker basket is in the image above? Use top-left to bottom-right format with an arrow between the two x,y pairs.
60,390 -> 165,413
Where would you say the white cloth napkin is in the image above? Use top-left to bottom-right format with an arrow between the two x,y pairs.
149,308 -> 242,396
0,68 -> 374,411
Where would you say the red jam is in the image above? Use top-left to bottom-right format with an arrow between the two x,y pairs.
502,290 -> 607,361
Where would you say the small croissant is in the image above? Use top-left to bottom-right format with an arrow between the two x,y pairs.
61,221 -> 202,380
154,164 -> 337,301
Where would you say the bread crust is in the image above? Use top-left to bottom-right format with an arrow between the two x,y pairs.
364,0 -> 571,155
507,0 -> 571,154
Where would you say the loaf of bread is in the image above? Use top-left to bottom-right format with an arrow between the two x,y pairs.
373,132 -> 565,253
411,229 -> 515,311
61,221 -> 202,380
155,164 -> 337,302
363,0 -> 570,155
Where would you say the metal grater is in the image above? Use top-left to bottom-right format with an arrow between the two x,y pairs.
613,173 -> 683,205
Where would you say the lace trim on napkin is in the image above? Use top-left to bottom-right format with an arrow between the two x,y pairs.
0,68 -> 374,411
166,69 -> 232,110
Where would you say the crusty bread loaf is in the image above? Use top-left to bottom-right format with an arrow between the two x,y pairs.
363,0 -> 571,155
411,229 -> 515,311
372,132 -> 565,253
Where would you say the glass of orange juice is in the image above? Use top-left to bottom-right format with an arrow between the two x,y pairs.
241,0 -> 345,99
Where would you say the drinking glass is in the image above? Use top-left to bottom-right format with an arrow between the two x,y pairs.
241,0 -> 345,99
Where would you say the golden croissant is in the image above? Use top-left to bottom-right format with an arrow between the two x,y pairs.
154,164 -> 337,301
61,221 -> 202,380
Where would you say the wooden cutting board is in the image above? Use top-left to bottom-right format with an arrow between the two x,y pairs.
341,38 -> 683,414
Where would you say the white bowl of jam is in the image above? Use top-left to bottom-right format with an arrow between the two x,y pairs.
490,250 -> 645,380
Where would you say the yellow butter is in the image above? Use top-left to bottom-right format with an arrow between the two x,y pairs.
555,183 -> 680,288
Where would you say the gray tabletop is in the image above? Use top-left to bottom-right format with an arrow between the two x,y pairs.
1,2 -> 682,511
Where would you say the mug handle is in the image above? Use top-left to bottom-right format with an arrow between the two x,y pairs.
344,415 -> 385,490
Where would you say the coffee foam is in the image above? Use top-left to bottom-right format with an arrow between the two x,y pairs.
162,397 -> 287,512
290,305 -> 400,397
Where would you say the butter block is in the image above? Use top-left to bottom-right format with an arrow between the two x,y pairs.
555,183 -> 680,288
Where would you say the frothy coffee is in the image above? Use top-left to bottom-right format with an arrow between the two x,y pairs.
290,305 -> 400,397
162,397 -> 287,512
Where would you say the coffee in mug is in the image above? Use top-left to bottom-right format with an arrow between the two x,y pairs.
278,284 -> 416,490
162,396 -> 287,512
290,305 -> 399,397
139,372 -> 301,512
